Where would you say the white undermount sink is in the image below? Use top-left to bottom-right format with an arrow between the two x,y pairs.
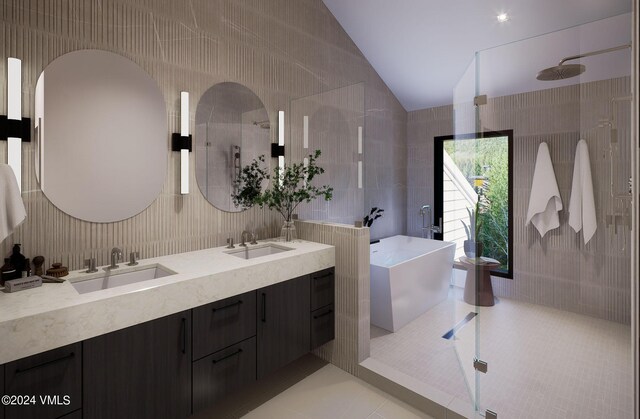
226,243 -> 293,260
72,264 -> 176,294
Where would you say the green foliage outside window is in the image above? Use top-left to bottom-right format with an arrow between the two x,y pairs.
444,137 -> 509,270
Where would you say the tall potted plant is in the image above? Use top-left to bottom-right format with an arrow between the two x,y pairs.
462,202 -> 484,258
232,150 -> 333,241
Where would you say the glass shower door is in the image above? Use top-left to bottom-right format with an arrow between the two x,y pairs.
448,52 -> 485,416
289,83 -> 365,224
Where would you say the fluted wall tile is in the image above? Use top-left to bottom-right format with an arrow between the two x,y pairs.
408,77 -> 632,324
1,0 -> 406,275
296,220 -> 370,374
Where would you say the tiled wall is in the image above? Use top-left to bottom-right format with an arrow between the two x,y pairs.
0,0 -> 407,268
296,220 -> 371,374
408,77 -> 633,324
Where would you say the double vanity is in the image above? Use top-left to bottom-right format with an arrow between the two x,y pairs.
0,240 -> 335,419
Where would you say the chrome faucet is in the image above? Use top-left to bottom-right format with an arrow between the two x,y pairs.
240,230 -> 255,247
84,257 -> 98,273
419,205 -> 442,239
109,247 -> 122,269
127,251 -> 139,266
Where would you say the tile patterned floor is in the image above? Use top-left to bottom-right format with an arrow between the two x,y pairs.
370,287 -> 633,419
241,364 -> 434,419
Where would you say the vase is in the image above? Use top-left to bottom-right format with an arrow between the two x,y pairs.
280,220 -> 297,242
463,240 -> 483,258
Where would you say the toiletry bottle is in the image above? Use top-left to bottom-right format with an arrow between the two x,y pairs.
0,258 -> 16,285
22,258 -> 31,278
9,244 -> 27,280
33,256 -> 45,276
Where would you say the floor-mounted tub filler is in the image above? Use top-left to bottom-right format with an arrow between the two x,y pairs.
370,235 -> 456,332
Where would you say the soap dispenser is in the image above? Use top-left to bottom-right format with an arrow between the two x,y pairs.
9,244 -> 27,279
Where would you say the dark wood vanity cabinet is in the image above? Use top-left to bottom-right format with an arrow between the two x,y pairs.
58,410 -> 82,419
0,266 -> 335,418
82,311 -> 192,419
257,275 -> 311,379
0,364 -> 3,419
192,337 -> 257,412
310,268 -> 335,349
193,291 -> 256,360
192,291 -> 257,413
3,343 -> 81,419
310,268 -> 335,311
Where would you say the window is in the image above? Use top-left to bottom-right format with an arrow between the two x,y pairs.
434,130 -> 513,278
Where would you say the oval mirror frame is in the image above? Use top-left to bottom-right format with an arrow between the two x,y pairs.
195,82 -> 271,212
34,49 -> 168,223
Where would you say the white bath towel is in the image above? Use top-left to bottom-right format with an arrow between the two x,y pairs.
526,142 -> 563,237
568,139 -> 597,244
0,164 -> 26,243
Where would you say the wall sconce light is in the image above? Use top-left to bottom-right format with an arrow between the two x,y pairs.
171,91 -> 191,195
270,143 -> 285,158
273,110 -> 285,184
357,126 -> 363,189
1,58 -> 31,193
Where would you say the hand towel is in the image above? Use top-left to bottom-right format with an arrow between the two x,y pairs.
568,139 -> 597,244
526,142 -> 563,237
0,164 -> 26,243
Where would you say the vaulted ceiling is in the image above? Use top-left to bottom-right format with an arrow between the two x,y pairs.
323,0 -> 632,111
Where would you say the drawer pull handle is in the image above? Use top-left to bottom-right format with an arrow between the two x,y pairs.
261,293 -> 266,322
313,309 -> 333,319
212,300 -> 243,312
15,352 -> 75,375
212,348 -> 243,364
313,271 -> 334,281
181,318 -> 187,354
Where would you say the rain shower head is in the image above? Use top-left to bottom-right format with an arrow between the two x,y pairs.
536,64 -> 585,81
536,44 -> 630,81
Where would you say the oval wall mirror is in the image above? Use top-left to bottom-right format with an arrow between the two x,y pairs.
34,49 -> 167,223
195,82 -> 270,212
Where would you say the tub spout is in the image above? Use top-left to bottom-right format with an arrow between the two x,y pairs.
419,205 -> 441,239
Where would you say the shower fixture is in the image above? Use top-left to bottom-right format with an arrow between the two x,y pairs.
253,120 -> 270,129
536,44 -> 631,81
232,145 -> 241,194
419,205 -> 441,239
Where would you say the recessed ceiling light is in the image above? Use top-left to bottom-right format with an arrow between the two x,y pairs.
497,13 -> 509,23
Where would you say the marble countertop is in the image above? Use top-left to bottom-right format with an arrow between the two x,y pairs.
0,239 -> 334,365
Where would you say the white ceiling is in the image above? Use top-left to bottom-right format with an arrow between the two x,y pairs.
322,0 -> 632,111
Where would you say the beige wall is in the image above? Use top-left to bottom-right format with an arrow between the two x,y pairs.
0,0 -> 407,268
296,220 -> 370,374
408,77 -> 633,324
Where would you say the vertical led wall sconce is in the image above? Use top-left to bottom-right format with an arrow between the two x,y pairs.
172,91 -> 191,194
1,58 -> 31,193
271,111 -> 286,184
357,126 -> 363,189
303,115 -> 309,149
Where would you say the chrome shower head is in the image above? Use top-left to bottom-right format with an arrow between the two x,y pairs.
253,120 -> 270,129
536,44 -> 630,82
536,64 -> 585,81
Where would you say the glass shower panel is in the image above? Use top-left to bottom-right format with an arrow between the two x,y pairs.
449,53 -> 483,414
289,83 -> 365,224
474,12 -> 634,418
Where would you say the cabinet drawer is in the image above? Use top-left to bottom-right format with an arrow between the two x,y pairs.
193,291 -> 256,360
1,364 -> 4,419
4,343 -> 81,419
192,337 -> 257,413
311,268 -> 335,311
311,304 -> 335,349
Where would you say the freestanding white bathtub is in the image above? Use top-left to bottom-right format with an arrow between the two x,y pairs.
370,235 -> 456,332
